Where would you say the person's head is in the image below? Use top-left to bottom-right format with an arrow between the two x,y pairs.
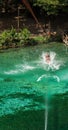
45,53 -> 50,63
45,53 -> 50,57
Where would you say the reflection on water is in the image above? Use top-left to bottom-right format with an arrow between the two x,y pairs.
0,43 -> 68,130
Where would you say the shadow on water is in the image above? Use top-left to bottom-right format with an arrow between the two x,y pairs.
0,93 -> 68,130
48,93 -> 68,130
0,110 -> 45,130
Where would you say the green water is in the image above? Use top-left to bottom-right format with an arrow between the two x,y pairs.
0,43 -> 68,130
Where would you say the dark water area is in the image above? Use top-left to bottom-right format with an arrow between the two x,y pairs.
0,43 -> 68,130
48,93 -> 68,130
0,110 -> 44,130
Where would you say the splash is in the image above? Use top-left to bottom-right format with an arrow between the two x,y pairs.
37,52 -> 62,130
4,52 -> 63,75
41,52 -> 62,70
37,74 -> 60,82
4,64 -> 35,75
4,70 -> 19,75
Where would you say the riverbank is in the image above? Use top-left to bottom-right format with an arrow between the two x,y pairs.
0,13 -> 68,51
0,27 -> 64,52
0,12 -> 68,34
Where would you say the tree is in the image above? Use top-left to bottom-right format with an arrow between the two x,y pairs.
33,0 -> 68,15
0,0 -> 39,24
0,0 -> 68,15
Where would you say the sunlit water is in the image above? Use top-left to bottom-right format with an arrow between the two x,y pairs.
0,43 -> 68,130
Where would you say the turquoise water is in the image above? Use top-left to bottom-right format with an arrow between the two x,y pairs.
0,43 -> 68,130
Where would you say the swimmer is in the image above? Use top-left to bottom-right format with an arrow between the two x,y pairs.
45,53 -> 51,63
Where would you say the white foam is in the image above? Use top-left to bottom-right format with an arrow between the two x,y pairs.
4,70 -> 19,75
37,74 -> 46,82
37,74 -> 60,82
40,51 -> 62,70
4,51 -> 63,75
21,64 -> 35,70
53,75 -> 60,82
16,64 -> 35,72
4,64 -> 35,75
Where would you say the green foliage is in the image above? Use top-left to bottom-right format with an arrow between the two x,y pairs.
20,28 -> 31,43
0,28 -> 63,49
0,28 -> 19,47
33,0 -> 68,15
34,0 -> 59,6
0,0 -> 68,15
32,35 -> 50,44
16,28 -> 31,45
34,35 -> 45,43
0,30 -> 11,46
0,28 -> 31,48
0,27 -> 52,49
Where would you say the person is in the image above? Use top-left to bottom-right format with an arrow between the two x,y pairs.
63,34 -> 68,46
45,53 -> 51,63
62,30 -> 68,46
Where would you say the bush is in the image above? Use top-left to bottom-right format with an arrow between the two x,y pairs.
0,28 -> 31,48
0,30 -> 11,46
19,28 -> 31,45
33,0 -> 68,15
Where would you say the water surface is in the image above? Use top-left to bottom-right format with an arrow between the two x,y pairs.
0,43 -> 68,130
